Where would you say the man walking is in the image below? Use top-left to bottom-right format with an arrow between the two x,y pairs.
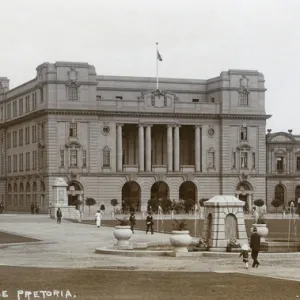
250,227 -> 261,267
56,208 -> 62,224
146,212 -> 154,235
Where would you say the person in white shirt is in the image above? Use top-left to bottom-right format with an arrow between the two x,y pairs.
95,210 -> 102,228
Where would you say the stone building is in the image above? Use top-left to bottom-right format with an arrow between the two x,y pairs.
0,62 -> 269,214
266,130 -> 300,211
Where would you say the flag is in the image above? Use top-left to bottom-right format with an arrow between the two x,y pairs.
157,50 -> 163,61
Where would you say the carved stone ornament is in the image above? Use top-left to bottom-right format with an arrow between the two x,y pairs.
65,80 -> 80,87
101,125 -> 111,136
207,127 -> 215,138
139,89 -> 179,108
68,67 -> 78,81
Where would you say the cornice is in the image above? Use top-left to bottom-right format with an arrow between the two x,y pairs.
0,109 -> 271,128
96,86 -> 267,94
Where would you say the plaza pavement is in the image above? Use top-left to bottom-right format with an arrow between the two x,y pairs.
1,214 -> 300,282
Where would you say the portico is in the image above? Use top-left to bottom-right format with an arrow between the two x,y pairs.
116,123 -> 202,173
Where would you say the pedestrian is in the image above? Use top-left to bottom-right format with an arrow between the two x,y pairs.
250,227 -> 261,268
56,208 -> 62,224
129,212 -> 136,233
95,210 -> 102,228
31,203 -> 35,214
239,244 -> 249,269
146,212 -> 154,234
35,204 -> 40,214
0,202 -> 4,213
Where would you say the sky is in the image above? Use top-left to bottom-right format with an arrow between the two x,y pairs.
1,0 -> 299,133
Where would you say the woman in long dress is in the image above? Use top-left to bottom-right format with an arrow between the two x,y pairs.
95,210 -> 102,228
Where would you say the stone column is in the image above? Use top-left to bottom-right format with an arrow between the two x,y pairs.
117,124 -> 123,172
145,125 -> 152,171
139,124 -> 145,171
167,125 -> 173,172
248,194 -> 252,213
195,125 -> 201,172
174,125 -> 180,172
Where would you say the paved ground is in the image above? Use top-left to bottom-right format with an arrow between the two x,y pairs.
1,214 -> 300,282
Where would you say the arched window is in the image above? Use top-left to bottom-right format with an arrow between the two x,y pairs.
103,146 -> 111,167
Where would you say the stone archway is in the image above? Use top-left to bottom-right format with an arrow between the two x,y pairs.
275,184 -> 285,205
121,181 -> 141,212
236,181 -> 253,213
67,181 -> 84,207
150,181 -> 169,201
179,181 -> 197,213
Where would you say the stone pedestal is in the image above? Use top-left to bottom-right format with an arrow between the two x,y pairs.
202,195 -> 248,252
51,177 -> 77,220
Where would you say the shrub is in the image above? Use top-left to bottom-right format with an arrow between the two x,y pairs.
172,219 -> 188,231
110,199 -> 118,213
147,198 -> 159,213
85,198 -> 96,215
254,199 -> 264,207
160,198 -> 172,214
116,217 -> 130,226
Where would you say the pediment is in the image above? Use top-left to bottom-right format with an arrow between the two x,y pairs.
237,144 -> 252,151
274,149 -> 286,155
267,132 -> 295,143
65,141 -> 82,148
139,89 -> 179,109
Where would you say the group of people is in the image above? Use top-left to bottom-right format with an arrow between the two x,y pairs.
30,203 -> 40,214
239,227 -> 261,269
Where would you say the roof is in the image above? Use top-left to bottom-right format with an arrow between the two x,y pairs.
204,195 -> 245,207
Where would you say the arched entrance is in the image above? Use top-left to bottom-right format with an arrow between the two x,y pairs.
150,181 -> 169,201
67,181 -> 84,207
236,181 -> 252,213
121,181 -> 141,212
295,186 -> 300,204
179,181 -> 197,213
275,184 -> 285,205
122,181 -> 141,211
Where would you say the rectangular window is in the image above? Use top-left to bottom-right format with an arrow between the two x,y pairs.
40,88 -> 44,103
19,98 -> 23,115
7,103 -> 11,119
7,156 -> 11,173
96,95 -> 101,101
252,152 -> 256,169
69,123 -> 77,137
13,131 -> 17,147
116,96 -> 123,100
82,150 -> 86,167
19,153 -> 23,172
25,127 -> 30,144
13,155 -> 17,172
19,129 -> 23,146
25,96 -> 30,112
192,99 -> 199,103
25,152 -> 30,171
240,126 -> 247,141
277,157 -> 284,171
13,101 -> 17,117
208,151 -> 215,168
32,125 -> 36,143
239,92 -> 248,105
60,150 -> 64,167
241,152 -> 248,168
232,152 -> 236,168
32,151 -> 36,170
41,123 -> 44,140
0,107 -> 3,121
7,132 -> 11,149
70,150 -> 77,167
32,93 -> 37,110
68,86 -> 78,100
297,157 -> 300,171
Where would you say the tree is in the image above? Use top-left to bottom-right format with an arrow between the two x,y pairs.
271,198 -> 282,216
253,199 -> 264,207
85,198 -> 96,216
110,199 -> 118,213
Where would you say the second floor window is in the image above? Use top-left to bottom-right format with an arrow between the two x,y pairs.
60,150 -> 64,167
19,98 -> 23,115
7,103 -> 11,119
241,126 -> 247,141
276,156 -> 284,171
68,85 -> 78,100
13,131 -> 17,147
7,132 -> 11,149
252,152 -> 256,169
103,146 -> 110,167
25,96 -> 30,112
82,150 -> 87,167
70,149 -> 77,167
69,123 -> 77,137
13,101 -> 17,117
25,127 -> 30,144
19,153 -> 23,172
241,152 -> 248,168
19,129 -> 23,146
297,157 -> 300,171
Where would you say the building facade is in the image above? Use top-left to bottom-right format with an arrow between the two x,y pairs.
0,62 -> 269,214
266,130 -> 300,210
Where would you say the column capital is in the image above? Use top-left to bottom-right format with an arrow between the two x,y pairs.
116,123 -> 124,127
144,124 -> 153,128
138,124 -> 145,128
194,125 -> 201,129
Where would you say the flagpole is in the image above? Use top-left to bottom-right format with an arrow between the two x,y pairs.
156,42 -> 159,90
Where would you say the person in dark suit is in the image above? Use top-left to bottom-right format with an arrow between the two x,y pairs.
56,208 -> 62,224
146,212 -> 154,234
250,227 -> 261,268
